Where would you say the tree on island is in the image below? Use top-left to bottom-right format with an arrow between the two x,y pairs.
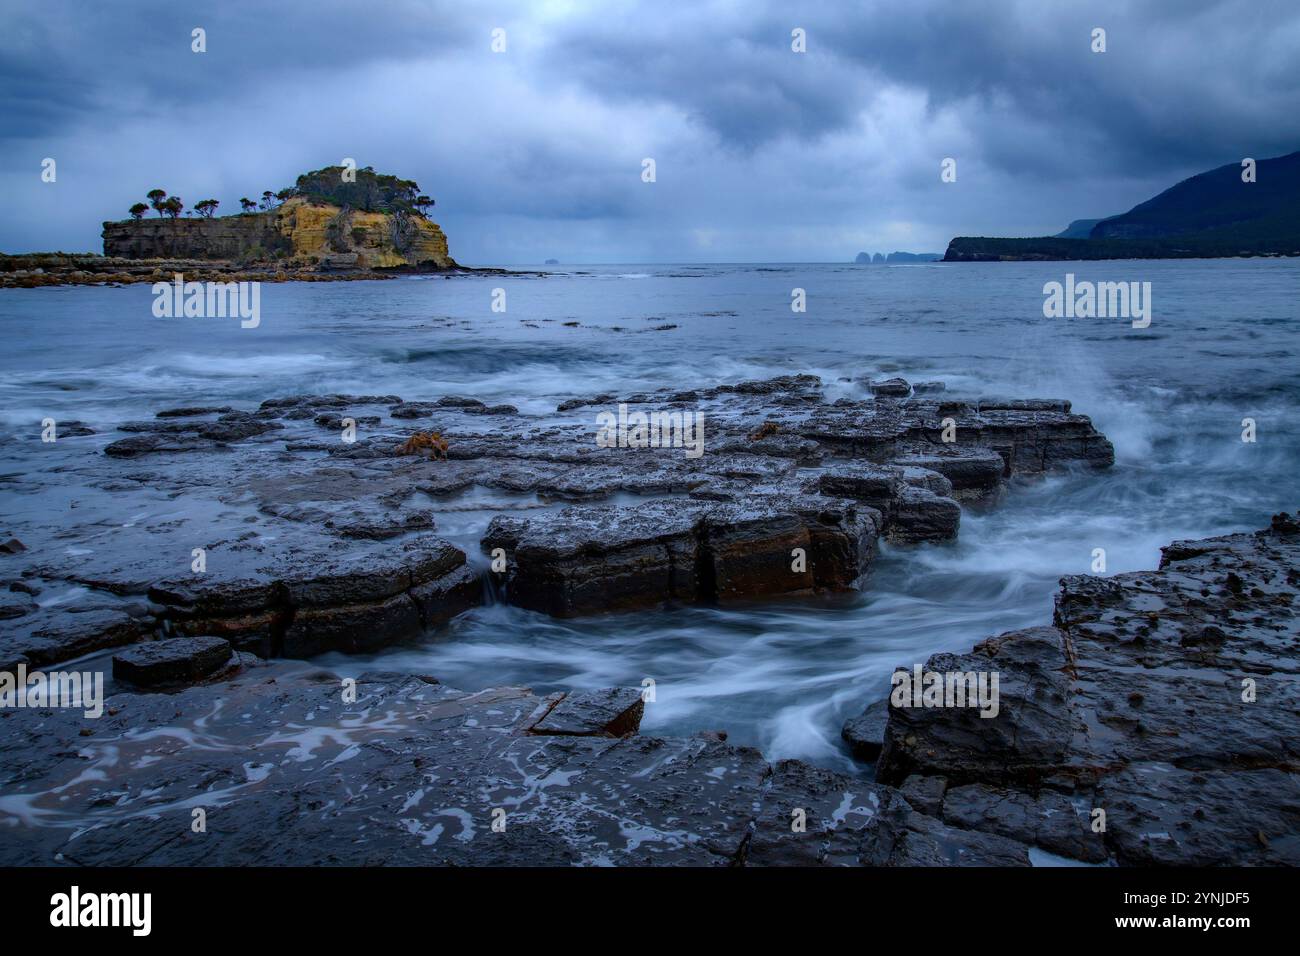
123,166 -> 439,224
288,165 -> 435,216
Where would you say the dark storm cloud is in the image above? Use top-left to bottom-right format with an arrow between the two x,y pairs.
538,0 -> 1300,175
0,0 -> 479,143
1,0 -> 1297,259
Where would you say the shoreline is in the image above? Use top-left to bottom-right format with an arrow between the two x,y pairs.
3,514 -> 1294,866
0,252 -> 535,288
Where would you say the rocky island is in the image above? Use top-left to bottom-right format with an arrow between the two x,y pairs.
0,165 -> 484,288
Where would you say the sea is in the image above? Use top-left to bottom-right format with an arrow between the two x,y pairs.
2,259 -> 1297,771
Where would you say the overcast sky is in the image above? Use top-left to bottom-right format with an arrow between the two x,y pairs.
2,0 -> 1298,262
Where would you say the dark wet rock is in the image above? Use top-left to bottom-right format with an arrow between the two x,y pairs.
1094,765 -> 1300,866
389,401 -> 440,419
156,405 -> 233,418
941,783 -> 1107,863
104,434 -> 221,457
912,381 -> 945,395
896,465 -> 954,498
978,398 -> 1071,413
483,504 -> 703,615
528,687 -> 645,737
112,636 -> 233,686
7,372 -> 1113,666
745,760 -> 1029,866
1,538 -> 27,554
437,395 -> 487,408
52,421 -> 95,437
282,590 -> 423,657
313,413 -> 380,429
556,393 -> 615,412
102,412 -> 281,455
841,697 -> 890,760
854,515 -> 1300,865
868,377 -> 912,398
875,626 -> 1074,786
817,465 -> 959,541
428,396 -> 517,415
484,497 -> 877,616
899,774 -> 947,816
0,593 -> 37,619
1,606 -> 144,672
0,668 -> 770,866
745,760 -> 907,865
889,448 -> 1006,497
142,535 -> 481,658
889,486 -> 961,541
719,374 -> 821,396
862,802 -> 1031,866
818,463 -> 902,509
259,393 -> 403,412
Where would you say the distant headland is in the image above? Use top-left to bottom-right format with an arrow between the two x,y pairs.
945,150 -> 1300,261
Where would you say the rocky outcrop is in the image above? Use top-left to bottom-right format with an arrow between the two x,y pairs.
845,513 -> 1300,866
112,635 -> 234,686
1,375 -> 1112,671
482,498 -> 879,616
100,198 -> 457,270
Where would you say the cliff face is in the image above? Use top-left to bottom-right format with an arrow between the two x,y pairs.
102,198 -> 456,269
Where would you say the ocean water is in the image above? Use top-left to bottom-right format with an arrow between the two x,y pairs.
2,260 -> 1297,771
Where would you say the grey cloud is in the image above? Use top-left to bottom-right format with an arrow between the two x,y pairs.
0,0 -> 1296,260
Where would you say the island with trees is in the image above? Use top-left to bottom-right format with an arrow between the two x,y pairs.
2,165 -> 473,287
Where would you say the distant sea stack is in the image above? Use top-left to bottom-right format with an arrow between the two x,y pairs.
945,150 -> 1300,261
102,165 -> 458,271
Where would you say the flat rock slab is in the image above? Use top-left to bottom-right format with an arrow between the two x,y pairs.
2,373 -> 1112,668
0,662 -> 1047,867
112,636 -> 233,686
528,687 -> 645,737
